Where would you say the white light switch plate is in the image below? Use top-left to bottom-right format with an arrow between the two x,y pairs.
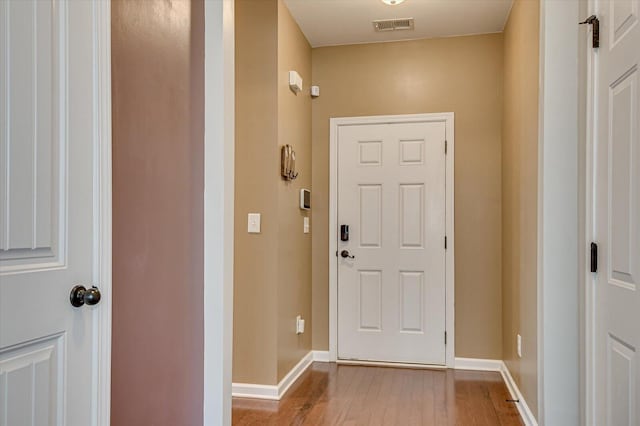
303,217 -> 310,234
248,213 -> 261,233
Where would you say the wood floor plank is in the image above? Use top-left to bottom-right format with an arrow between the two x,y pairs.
233,363 -> 525,425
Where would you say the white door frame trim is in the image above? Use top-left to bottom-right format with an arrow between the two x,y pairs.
537,1 -> 582,424
204,0 -> 235,425
328,112 -> 455,368
94,2 -> 112,425
583,1 -> 597,423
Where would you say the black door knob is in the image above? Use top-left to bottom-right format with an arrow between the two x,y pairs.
340,250 -> 355,259
70,285 -> 102,308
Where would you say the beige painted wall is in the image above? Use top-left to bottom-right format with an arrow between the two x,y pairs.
501,0 -> 539,417
276,0 -> 313,382
311,34 -> 505,359
233,0 -> 279,385
234,0 -> 312,385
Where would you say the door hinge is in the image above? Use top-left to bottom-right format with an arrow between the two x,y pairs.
445,331 -> 447,345
579,15 -> 600,49
590,242 -> 598,273
444,236 -> 448,250
445,140 -> 448,154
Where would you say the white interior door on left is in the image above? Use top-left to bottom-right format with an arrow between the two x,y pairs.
0,1 -> 105,425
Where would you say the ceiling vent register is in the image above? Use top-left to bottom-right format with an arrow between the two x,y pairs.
373,18 -> 415,32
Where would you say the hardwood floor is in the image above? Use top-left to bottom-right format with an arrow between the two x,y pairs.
232,362 -> 524,425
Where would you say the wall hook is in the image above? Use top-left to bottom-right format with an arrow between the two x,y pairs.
281,144 -> 299,181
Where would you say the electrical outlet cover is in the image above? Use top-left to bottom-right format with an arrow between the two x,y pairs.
517,334 -> 522,358
296,315 -> 304,334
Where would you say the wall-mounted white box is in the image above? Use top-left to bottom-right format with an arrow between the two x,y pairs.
289,71 -> 303,93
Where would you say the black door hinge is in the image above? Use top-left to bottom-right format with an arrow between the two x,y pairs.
445,140 -> 448,154
444,236 -> 448,250
445,331 -> 447,345
590,242 -> 598,273
580,15 -> 600,48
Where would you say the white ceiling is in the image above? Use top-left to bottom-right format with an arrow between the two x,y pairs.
283,0 -> 514,47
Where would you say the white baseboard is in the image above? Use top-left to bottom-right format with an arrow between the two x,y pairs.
500,361 -> 538,426
454,357 -> 503,371
312,350 -> 330,362
232,351 -> 314,400
231,382 -> 279,400
454,358 -> 536,426
276,351 -> 314,399
337,359 -> 446,369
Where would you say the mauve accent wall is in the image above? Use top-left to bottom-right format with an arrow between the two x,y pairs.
111,1 -> 204,425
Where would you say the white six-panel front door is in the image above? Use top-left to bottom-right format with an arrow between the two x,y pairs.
0,1 -> 102,425
592,0 -> 640,424
337,120 -> 447,365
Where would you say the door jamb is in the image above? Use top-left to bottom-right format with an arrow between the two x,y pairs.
203,1 -> 235,425
328,113 -> 455,368
537,1 -> 583,423
94,2 -> 112,425
583,0 -> 597,424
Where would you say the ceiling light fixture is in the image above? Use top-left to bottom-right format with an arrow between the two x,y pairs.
382,0 -> 406,5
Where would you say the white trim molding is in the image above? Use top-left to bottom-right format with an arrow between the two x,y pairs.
582,2 -> 596,426
454,357 -> 502,372
328,113 -> 455,368
204,0 -> 235,424
454,358 -> 537,426
94,1 -> 112,425
338,359 -> 447,370
500,362 -> 538,426
312,351 -> 330,362
232,352 -> 314,400
537,2 -> 581,425
232,383 -> 280,401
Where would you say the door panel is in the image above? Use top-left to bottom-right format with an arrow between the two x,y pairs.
0,335 -> 64,425
359,185 -> 382,247
609,68 -> 637,287
399,139 -> 424,165
607,335 -> 636,426
594,0 -> 640,423
0,0 -> 65,272
610,0 -> 637,45
399,271 -> 424,333
337,120 -> 447,365
399,184 -> 424,248
358,141 -> 382,166
0,1 -> 100,425
359,270 -> 382,331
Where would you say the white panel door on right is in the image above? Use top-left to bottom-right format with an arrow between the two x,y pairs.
337,121 -> 447,365
593,0 -> 640,424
